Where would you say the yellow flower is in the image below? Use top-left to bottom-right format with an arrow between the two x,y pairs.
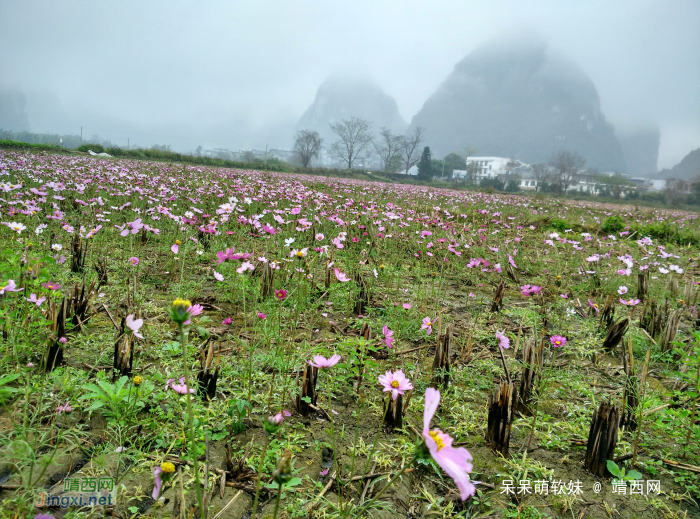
172,298 -> 192,308
160,462 -> 176,473
133,375 -> 143,386
175,239 -> 181,245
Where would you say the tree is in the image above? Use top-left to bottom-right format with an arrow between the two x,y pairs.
417,146 -> 433,179
372,127 -> 403,173
399,126 -> 425,175
665,178 -> 689,206
443,153 -> 466,179
328,117 -> 373,169
293,130 -> 322,168
551,151 -> 585,193
530,163 -> 548,192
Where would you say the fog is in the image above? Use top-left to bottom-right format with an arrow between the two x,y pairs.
0,0 -> 698,169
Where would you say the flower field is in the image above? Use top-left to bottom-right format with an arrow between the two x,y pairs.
0,148 -> 699,519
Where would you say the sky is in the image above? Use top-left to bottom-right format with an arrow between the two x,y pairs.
0,0 -> 698,168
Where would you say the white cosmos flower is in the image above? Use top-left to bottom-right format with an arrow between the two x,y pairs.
4,222 -> 27,233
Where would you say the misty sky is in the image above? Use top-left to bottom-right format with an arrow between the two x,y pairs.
1,0 -> 698,168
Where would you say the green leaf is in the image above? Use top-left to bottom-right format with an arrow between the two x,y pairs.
301,396 -> 311,404
0,373 -> 21,386
627,470 -> 643,480
606,460 -> 620,477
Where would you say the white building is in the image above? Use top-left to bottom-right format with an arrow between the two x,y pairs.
465,156 -> 512,181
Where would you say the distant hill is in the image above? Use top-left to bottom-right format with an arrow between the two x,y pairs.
617,125 -> 659,177
0,88 -> 30,132
297,74 -> 407,144
410,33 -> 626,172
658,148 -> 700,181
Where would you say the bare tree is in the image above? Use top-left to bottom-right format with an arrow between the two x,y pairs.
551,151 -> 585,193
372,127 -> 404,173
399,126 -> 425,175
530,163 -> 548,192
293,130 -> 322,168
665,178 -> 689,206
328,117 -> 373,169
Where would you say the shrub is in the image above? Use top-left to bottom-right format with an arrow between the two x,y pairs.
602,216 -> 625,234
550,218 -> 568,232
78,143 -> 105,153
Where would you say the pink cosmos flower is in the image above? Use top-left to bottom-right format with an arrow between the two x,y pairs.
58,337 -> 67,344
268,413 -> 284,425
382,324 -> 394,348
617,286 -> 628,295
129,257 -> 139,266
213,271 -> 224,281
275,289 -> 287,300
42,282 -> 61,291
620,298 -> 641,306
588,299 -> 599,316
560,294 -> 568,299
183,304 -> 203,325
222,317 -> 232,325
126,314 -> 144,339
334,268 -> 351,282
283,410 -> 292,417
495,330 -> 510,349
402,303 -> 412,309
315,233 -> 325,241
422,388 -> 475,500
171,243 -> 179,254
257,312 -> 267,319
1,279 -> 24,294
520,284 -> 542,297
378,370 -> 413,400
57,401 -> 72,414
152,466 -> 163,500
308,354 -> 341,368
25,293 -> 46,306
550,335 -> 567,347
167,377 -> 196,394
216,247 -> 236,264
237,261 -> 255,274
421,317 -> 434,335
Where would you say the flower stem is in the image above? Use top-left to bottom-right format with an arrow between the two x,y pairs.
250,436 -> 269,519
272,485 -> 282,519
353,463 -> 410,518
180,323 -> 203,514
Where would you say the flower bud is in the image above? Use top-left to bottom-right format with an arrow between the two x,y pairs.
168,298 -> 192,324
272,448 -> 293,485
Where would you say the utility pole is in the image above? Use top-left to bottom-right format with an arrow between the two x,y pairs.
80,127 -> 83,144
128,138 -> 130,150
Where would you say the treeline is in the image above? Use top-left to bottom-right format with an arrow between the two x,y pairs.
74,144 -> 294,173
0,129 -> 82,148
0,134 -> 295,173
